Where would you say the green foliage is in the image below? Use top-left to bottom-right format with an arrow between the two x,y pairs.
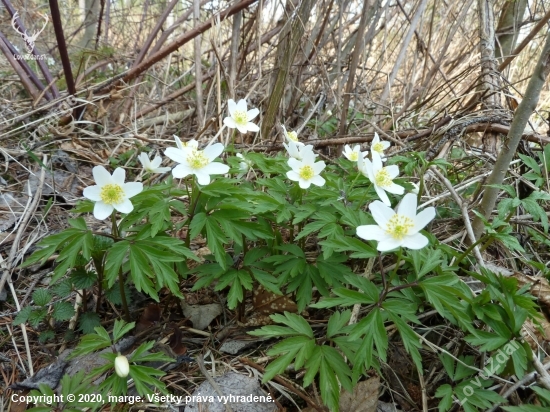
18,141 -> 550,411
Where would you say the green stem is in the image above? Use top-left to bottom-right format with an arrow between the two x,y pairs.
455,236 -> 486,266
110,212 -> 130,321
185,176 -> 202,248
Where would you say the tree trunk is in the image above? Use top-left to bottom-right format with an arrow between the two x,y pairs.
472,29 -> 550,240
79,0 -> 100,49
478,0 -> 502,154
261,0 -> 315,140
495,0 -> 527,62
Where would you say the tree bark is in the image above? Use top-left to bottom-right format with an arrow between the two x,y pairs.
260,0 -> 315,139
472,29 -> 550,240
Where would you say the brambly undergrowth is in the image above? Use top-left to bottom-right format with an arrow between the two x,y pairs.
18,97 -> 550,411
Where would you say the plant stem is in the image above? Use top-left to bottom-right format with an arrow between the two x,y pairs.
110,211 -> 130,321
185,176 -> 202,248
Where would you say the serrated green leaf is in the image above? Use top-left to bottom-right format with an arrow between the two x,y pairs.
53,301 -> 75,321
33,289 -> 52,306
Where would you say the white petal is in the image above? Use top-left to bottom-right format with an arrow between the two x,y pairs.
195,171 -> 211,185
371,151 -> 383,170
165,147 -> 188,164
236,99 -> 247,112
374,185 -> 391,206
223,117 -> 237,129
202,162 -> 230,175
298,178 -> 311,189
236,124 -> 249,134
246,122 -> 260,132
413,207 -> 436,232
153,167 -> 171,173
114,198 -> 134,214
372,133 -> 380,144
356,225 -> 387,241
286,170 -> 300,181
93,166 -> 112,186
397,193 -> 418,220
247,108 -> 259,121
83,185 -> 102,201
382,141 -> 391,150
301,147 -> 316,163
312,161 -> 326,174
386,165 -> 400,179
344,144 -> 351,153
310,175 -> 325,187
385,183 -> 405,195
173,135 -> 184,150
369,201 -> 394,227
112,168 -> 126,185
401,232 -> 429,249
228,99 -> 237,115
288,158 -> 301,170
172,164 -> 191,178
123,182 -> 143,198
150,155 -> 162,168
138,152 -> 150,168
377,238 -> 402,252
203,143 -> 224,160
93,202 -> 113,220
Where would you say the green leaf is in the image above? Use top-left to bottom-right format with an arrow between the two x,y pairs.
326,310 -> 352,339
189,212 -> 207,240
53,301 -> 75,321
33,289 -> 52,306
519,153 -> 541,174
112,320 -> 135,342
78,312 -> 101,334
435,384 -> 453,412
13,306 -> 33,326
270,312 -> 314,338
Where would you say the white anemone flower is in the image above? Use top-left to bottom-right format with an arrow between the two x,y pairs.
356,193 -> 435,251
165,143 -> 229,185
286,148 -> 326,189
282,125 -> 304,146
138,152 -> 171,174
371,133 -> 391,161
343,144 -> 367,161
359,151 -> 404,206
83,166 -> 143,220
284,140 -> 318,161
223,99 -> 260,134
114,354 -> 130,378
173,135 -> 198,152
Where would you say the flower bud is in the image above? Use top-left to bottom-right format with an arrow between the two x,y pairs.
114,354 -> 130,378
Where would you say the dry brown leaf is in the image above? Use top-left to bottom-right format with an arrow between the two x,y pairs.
253,286 -> 298,315
339,375 -> 379,412
521,318 -> 550,352
513,272 -> 550,310
136,303 -> 162,333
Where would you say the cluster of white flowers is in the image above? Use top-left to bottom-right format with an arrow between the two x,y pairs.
82,97 -> 435,252
282,127 -> 326,189
84,99 -> 260,220
345,133 -> 435,251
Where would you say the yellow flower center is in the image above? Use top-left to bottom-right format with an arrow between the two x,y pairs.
386,214 -> 414,240
373,142 -> 385,154
349,151 -> 359,161
100,184 -> 124,205
288,131 -> 298,142
233,110 -> 248,126
187,150 -> 210,170
375,168 -> 392,187
299,165 -> 315,180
